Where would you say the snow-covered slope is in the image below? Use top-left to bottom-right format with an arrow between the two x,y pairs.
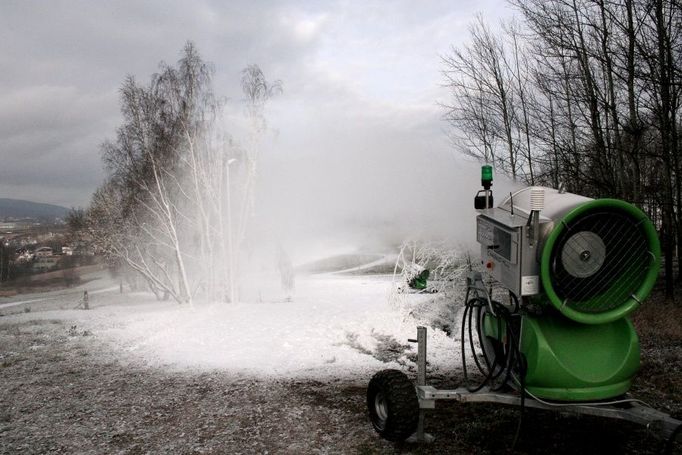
1,275 -> 462,379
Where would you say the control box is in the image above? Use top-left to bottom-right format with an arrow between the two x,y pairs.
476,208 -> 549,297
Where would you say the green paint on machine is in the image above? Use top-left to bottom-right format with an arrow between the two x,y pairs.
519,315 -> 640,401
480,195 -> 660,401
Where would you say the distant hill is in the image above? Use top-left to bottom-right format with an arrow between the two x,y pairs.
0,198 -> 70,220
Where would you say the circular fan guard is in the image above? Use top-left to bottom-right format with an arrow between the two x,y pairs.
541,199 -> 660,324
560,231 -> 606,279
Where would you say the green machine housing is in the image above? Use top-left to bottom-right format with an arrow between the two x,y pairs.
476,187 -> 660,401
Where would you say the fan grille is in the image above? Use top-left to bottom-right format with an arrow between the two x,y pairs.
549,208 -> 654,314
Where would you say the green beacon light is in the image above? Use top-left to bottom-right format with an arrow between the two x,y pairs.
474,165 -> 494,210
481,165 -> 493,190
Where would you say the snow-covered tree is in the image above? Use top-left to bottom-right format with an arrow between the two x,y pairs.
89,43 -> 281,304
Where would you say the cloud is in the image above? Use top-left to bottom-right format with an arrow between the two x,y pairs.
0,0 -> 516,222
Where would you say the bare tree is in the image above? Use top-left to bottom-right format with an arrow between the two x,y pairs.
225,64 -> 282,304
446,0 -> 682,297
90,43 -> 221,304
89,44 -> 282,305
443,17 -> 521,178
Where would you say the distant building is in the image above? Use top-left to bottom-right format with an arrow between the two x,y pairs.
62,246 -> 74,256
35,246 -> 53,257
0,220 -> 34,231
32,255 -> 61,272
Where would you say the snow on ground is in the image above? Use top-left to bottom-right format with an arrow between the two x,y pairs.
1,273 -> 462,379
0,274 -> 118,311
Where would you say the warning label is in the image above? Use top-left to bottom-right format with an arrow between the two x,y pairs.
521,275 -> 539,295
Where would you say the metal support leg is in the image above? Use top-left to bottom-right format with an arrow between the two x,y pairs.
417,326 -> 426,387
417,326 -> 426,442
410,326 -> 434,443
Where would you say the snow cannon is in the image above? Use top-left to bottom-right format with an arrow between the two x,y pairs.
475,185 -> 660,400
367,167 -> 681,446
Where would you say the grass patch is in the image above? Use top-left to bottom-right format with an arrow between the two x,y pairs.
633,291 -> 682,343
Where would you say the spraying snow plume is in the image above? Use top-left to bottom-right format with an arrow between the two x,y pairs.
87,42 -> 282,305
86,42 -> 520,306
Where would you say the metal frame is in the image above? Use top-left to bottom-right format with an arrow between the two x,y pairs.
410,326 -> 681,443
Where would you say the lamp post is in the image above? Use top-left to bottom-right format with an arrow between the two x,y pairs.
226,158 -> 237,304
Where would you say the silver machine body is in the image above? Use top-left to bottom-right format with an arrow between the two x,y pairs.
476,186 -> 592,297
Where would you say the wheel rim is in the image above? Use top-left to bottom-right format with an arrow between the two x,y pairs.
374,392 -> 388,430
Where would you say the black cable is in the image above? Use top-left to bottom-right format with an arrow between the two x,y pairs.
509,290 -> 519,313
460,290 -> 528,450
491,304 -> 514,391
461,298 -> 492,392
512,354 -> 528,450
477,304 -> 508,387
460,295 -> 524,393
505,310 -> 526,450
470,299 -> 506,383
461,297 -> 500,392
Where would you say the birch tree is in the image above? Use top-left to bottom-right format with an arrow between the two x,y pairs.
89,44 -> 282,304
91,43 -> 223,304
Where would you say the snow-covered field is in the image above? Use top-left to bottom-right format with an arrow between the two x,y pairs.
2,272 -> 677,454
1,273 -> 461,379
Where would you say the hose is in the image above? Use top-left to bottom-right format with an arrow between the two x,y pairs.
460,293 -> 524,394
460,288 -> 527,448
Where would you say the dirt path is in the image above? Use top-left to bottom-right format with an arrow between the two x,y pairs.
1,318 -> 680,454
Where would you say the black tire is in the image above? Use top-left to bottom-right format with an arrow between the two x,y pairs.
367,369 -> 419,441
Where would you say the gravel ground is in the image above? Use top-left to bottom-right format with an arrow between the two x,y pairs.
1,313 -> 680,454
0,318 -> 390,454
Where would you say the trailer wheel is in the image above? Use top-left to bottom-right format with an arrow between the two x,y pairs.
367,369 -> 419,441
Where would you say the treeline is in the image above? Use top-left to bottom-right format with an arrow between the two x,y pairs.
443,0 -> 681,297
86,42 -> 280,304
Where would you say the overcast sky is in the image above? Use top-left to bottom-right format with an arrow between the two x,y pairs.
0,0 -> 517,211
